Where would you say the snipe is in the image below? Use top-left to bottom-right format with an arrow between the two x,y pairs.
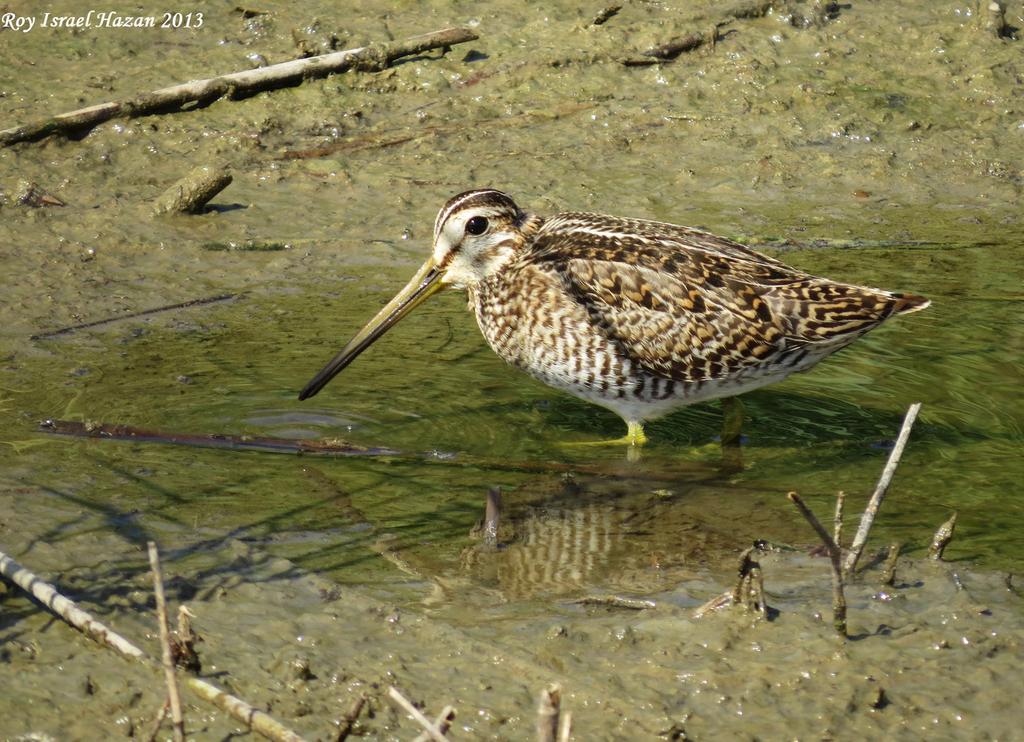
299,189 -> 929,445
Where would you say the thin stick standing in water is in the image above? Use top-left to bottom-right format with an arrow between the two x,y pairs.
788,492 -> 847,636
387,686 -> 447,741
833,490 -> 845,546
537,684 -> 561,742
148,542 -> 185,742
842,403 -> 922,577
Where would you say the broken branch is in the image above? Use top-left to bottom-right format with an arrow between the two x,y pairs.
0,27 -> 478,146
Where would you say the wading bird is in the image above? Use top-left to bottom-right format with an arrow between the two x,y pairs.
299,189 -> 928,445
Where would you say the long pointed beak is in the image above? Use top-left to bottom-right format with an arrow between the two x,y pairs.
298,258 -> 445,400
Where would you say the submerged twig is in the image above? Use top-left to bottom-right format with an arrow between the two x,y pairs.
0,546 -> 309,742
590,5 -> 622,26
40,419 -> 399,457
0,27 -> 478,146
623,30 -> 714,65
928,512 -> 958,560
537,684 -> 562,742
788,492 -> 847,636
842,403 -> 922,577
30,292 -> 238,340
148,542 -> 185,742
573,595 -> 656,610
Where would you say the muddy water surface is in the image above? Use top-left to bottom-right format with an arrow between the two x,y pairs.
2,1 -> 1023,739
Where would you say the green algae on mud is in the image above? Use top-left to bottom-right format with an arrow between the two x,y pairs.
1,0 -> 1023,739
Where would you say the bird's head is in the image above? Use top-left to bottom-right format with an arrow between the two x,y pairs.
298,189 -> 532,400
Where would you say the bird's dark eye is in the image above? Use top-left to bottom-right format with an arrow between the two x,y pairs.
465,216 -> 489,236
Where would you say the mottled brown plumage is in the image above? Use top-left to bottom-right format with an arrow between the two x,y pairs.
300,189 -> 929,444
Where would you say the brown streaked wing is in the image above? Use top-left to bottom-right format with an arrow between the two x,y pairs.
527,213 -> 913,383
556,258 -> 792,383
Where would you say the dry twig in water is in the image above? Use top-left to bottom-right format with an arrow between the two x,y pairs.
842,403 -> 922,577
0,27 -> 478,146
785,403 -> 922,635
0,547 -> 309,742
148,542 -> 186,742
788,492 -> 848,636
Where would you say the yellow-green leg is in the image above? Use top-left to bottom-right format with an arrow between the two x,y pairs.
625,420 -> 647,446
560,420 -> 647,448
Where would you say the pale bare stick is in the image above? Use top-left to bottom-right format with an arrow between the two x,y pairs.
537,684 -> 561,742
0,547 -> 309,742
0,27 -> 478,147
833,490 -> 846,547
557,710 -> 573,742
387,686 -> 447,742
412,706 -> 456,742
0,548 -> 146,660
788,492 -> 847,636
184,677 -> 307,742
842,403 -> 922,577
148,542 -> 185,742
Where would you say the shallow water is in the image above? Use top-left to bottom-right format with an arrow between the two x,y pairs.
2,0 -> 1023,738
